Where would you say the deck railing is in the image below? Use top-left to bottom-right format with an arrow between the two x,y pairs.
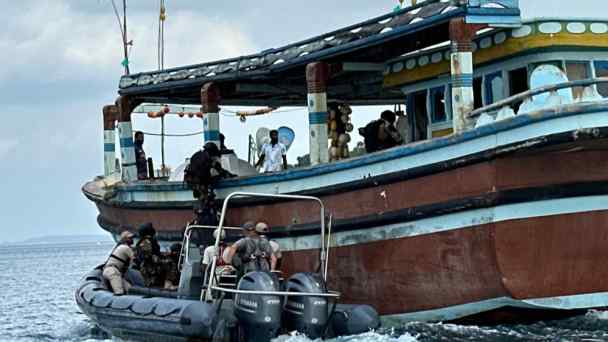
468,77 -> 608,119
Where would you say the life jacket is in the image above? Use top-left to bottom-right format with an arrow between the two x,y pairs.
238,238 -> 271,273
103,243 -> 131,274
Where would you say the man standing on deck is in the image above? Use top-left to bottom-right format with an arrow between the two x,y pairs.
255,130 -> 288,172
102,231 -> 135,295
134,131 -> 148,180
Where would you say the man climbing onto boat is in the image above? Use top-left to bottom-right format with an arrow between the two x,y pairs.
134,223 -> 163,287
134,131 -> 148,180
255,129 -> 288,172
224,221 -> 277,280
102,231 -> 135,295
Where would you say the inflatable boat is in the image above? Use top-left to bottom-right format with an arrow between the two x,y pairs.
76,193 -> 380,341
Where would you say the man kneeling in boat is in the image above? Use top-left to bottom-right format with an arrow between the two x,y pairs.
201,228 -> 235,282
102,231 -> 135,295
224,222 -> 277,280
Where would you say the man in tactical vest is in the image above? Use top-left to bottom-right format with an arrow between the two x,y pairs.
134,223 -> 163,287
224,222 -> 276,281
102,231 -> 135,295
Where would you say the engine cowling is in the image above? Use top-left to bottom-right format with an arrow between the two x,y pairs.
234,271 -> 281,342
282,272 -> 329,339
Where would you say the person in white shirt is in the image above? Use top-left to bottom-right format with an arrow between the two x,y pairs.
255,130 -> 287,173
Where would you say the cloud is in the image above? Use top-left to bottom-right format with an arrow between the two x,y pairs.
0,139 -> 18,161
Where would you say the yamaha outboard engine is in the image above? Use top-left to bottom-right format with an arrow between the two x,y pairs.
234,271 -> 281,342
283,272 -> 329,339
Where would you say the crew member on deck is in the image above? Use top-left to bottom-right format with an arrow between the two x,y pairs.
102,231 -> 135,295
360,110 -> 403,153
255,130 -> 288,172
134,131 -> 148,180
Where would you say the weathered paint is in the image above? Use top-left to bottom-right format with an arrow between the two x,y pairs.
201,83 -> 221,148
103,131 -> 116,176
306,62 -> 330,165
93,107 -> 608,202
384,20 -> 608,88
117,121 -> 137,182
450,19 -> 479,133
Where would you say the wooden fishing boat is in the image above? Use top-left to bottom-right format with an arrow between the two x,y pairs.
83,0 -> 608,323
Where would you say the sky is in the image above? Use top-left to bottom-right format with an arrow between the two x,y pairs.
0,0 -> 601,242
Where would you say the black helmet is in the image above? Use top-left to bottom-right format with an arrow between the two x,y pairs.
203,142 -> 220,157
138,222 -> 156,237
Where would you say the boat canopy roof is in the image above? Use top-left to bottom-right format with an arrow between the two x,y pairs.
118,0 -> 520,107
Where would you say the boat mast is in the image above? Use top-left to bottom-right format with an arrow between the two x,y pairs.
122,0 -> 129,75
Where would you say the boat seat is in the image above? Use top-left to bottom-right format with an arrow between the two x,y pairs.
177,247 -> 204,299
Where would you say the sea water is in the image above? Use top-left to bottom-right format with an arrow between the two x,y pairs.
2,242 -> 608,342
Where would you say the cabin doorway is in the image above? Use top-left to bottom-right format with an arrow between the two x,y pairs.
408,91 -> 428,141
508,67 -> 529,112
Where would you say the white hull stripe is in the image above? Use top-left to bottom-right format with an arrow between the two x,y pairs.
277,195 -> 608,252
381,291 -> 608,323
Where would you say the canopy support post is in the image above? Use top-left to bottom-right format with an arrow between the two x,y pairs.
450,18 -> 481,133
201,82 -> 221,149
306,62 -> 330,166
102,105 -> 118,177
117,96 -> 141,182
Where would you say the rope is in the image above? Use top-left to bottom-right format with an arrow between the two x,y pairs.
141,130 -> 204,137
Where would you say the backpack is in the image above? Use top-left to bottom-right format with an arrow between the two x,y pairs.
359,120 -> 383,153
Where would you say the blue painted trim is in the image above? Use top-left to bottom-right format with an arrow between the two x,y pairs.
452,74 -> 473,88
204,130 -> 220,141
120,138 -> 134,148
104,143 -> 116,152
117,105 -> 607,192
309,112 -> 328,124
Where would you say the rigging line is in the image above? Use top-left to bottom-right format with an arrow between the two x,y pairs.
142,130 -> 204,137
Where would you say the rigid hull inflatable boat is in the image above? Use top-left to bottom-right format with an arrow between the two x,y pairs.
76,193 -> 380,341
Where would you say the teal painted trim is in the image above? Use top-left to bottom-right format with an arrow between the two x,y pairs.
122,162 -> 136,167
309,112 -> 329,124
204,130 -> 220,141
120,138 -> 134,148
452,73 -> 473,88
104,144 -> 115,152
115,104 -> 608,192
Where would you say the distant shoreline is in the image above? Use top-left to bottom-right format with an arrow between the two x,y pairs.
0,234 -> 114,246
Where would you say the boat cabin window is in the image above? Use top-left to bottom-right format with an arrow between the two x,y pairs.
566,61 -> 591,99
508,67 -> 529,111
484,72 -> 505,105
473,77 -> 483,109
408,91 -> 429,141
430,87 -> 447,123
594,61 -> 608,97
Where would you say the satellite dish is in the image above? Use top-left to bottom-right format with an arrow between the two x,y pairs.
529,64 -> 573,105
278,126 -> 295,151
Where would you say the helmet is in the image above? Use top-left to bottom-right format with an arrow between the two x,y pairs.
255,222 -> 270,234
119,231 -> 135,242
204,142 -> 220,157
138,222 -> 156,237
212,228 -> 226,240
242,221 -> 256,231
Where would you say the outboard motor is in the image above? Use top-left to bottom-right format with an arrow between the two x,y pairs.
283,272 -> 329,339
234,271 -> 281,342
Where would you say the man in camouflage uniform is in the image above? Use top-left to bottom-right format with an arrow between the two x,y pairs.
134,223 -> 163,287
163,243 -> 182,290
